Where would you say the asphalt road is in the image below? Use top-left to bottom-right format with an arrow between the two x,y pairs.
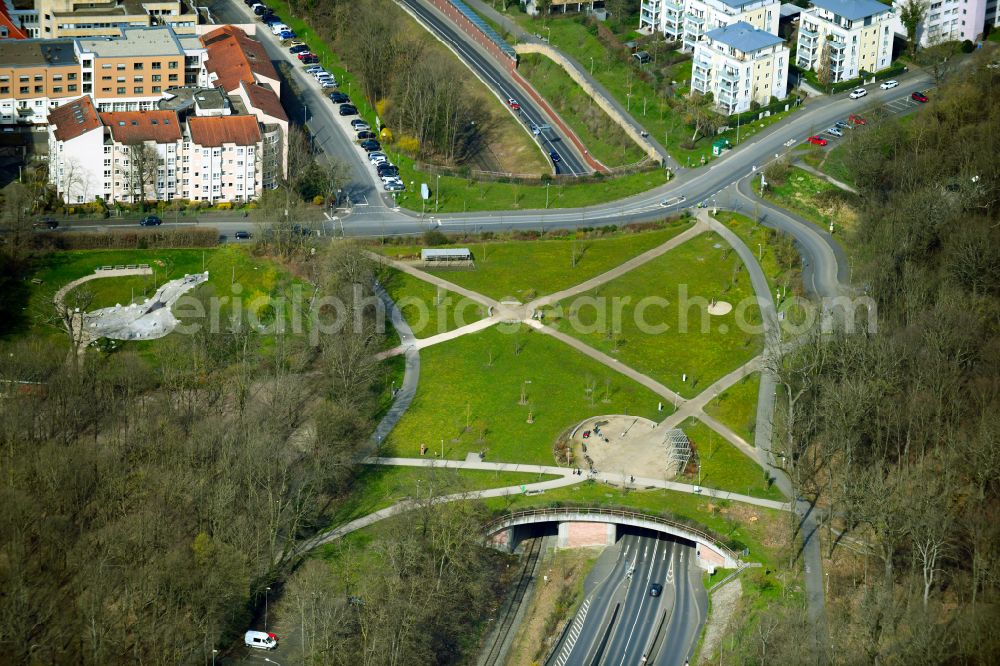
399,0 -> 589,176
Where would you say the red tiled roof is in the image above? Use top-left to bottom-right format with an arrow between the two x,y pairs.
0,4 -> 27,40
48,96 -> 102,142
188,115 -> 261,147
201,25 -> 278,92
241,81 -> 287,122
100,110 -> 182,144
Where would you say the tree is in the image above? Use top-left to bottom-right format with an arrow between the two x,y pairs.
0,182 -> 35,263
681,91 -> 720,143
816,38 -> 833,87
125,142 -> 160,210
899,0 -> 927,57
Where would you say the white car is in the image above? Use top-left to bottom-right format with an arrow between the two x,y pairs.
368,151 -> 388,165
312,70 -> 330,79
826,127 -> 843,137
304,66 -> 323,74
849,87 -> 868,99
879,79 -> 899,90
270,23 -> 290,35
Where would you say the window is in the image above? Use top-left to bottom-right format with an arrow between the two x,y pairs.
168,74 -> 177,82
117,87 -> 126,94
151,75 -> 161,82
0,87 -> 7,94
134,87 -> 143,94
168,61 -> 178,69
152,86 -> 161,93
101,64 -> 111,69
33,74 -> 42,82
116,64 -> 125,71
68,84 -> 77,92
53,86 -> 62,93
68,72 -> 76,80
133,75 -> 142,82
52,74 -> 62,81
134,62 -> 143,70
34,85 -> 43,93
117,77 -> 125,82
102,76 -> 111,81
152,61 -> 161,70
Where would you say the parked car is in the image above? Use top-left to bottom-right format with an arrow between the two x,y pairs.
806,135 -> 828,146
834,120 -> 851,130
279,30 -> 295,40
320,80 -> 337,89
350,119 -> 370,130
549,151 -> 561,163
139,215 -> 162,226
295,51 -> 314,60
826,127 -> 844,137
269,23 -> 290,35
311,69 -> 330,79
879,79 -> 899,90
384,179 -> 405,192
360,139 -> 381,152
338,104 -> 358,116
300,54 -> 318,64
234,231 -> 252,240
849,87 -> 868,99
305,65 -> 324,74
911,90 -> 929,103
329,91 -> 350,103
848,114 -> 866,125
368,151 -> 387,164
649,583 -> 663,597
377,164 -> 399,178
289,44 -> 309,54
507,98 -> 520,110
356,130 -> 377,141
243,0 -> 257,6
32,217 -> 58,229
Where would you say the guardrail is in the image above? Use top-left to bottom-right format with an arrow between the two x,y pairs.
484,506 -> 740,562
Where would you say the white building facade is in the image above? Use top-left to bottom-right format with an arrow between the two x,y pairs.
891,0 -> 987,47
797,0 -> 894,82
691,21 -> 789,114
641,0 -> 780,49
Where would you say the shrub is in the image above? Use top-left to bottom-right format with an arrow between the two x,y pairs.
422,229 -> 449,246
961,39 -> 975,53
312,195 -> 324,206
215,202 -> 233,210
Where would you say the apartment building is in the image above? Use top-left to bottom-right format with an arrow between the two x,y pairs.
4,0 -> 37,38
641,0 -> 780,48
0,38 -> 77,124
797,0 -> 894,82
691,21 -> 789,114
891,0 -> 987,46
36,0 -> 196,39
0,1 -> 28,38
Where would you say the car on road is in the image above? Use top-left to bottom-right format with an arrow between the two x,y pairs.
350,119 -> 370,130
825,127 -> 843,137
848,113 -> 866,125
911,90 -> 929,102
649,583 -> 663,597
549,151 -> 561,163
356,130 -> 377,141
338,104 -> 358,116
329,91 -> 350,103
289,44 -> 309,54
507,98 -> 520,110
244,630 -> 277,650
530,123 -> 540,135
806,135 -> 828,146
32,217 -> 58,229
234,231 -> 252,240
659,195 -> 686,207
139,215 -> 162,226
360,139 -> 381,152
880,79 -> 899,90
849,87 -> 868,99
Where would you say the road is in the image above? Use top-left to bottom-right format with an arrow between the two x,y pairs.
548,534 -> 705,666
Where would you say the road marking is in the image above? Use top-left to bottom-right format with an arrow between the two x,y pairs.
555,598 -> 591,666
617,539 -> 661,666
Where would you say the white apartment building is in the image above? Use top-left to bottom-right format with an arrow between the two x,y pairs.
691,21 -> 789,114
640,0 -> 780,49
891,0 -> 987,46
797,0 -> 894,82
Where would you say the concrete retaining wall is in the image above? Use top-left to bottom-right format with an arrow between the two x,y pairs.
514,43 -> 662,163
425,0 -> 517,70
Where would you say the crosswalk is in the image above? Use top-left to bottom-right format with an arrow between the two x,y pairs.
555,598 -> 592,666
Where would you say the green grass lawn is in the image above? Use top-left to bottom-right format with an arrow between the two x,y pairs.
678,418 -> 782,501
703,372 -> 760,448
482,481 -> 789,568
381,269 -> 487,339
711,210 -> 801,298
518,53 -> 646,167
765,166 -> 859,235
326,464 -> 559,528
26,247 -> 301,345
375,221 -> 694,303
383,325 -> 666,465
550,232 -> 763,398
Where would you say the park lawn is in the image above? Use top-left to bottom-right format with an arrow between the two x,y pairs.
326,464 -> 559,528
518,53 -> 646,167
482,481 -> 789,569
819,141 -> 854,185
551,232 -> 763,398
711,210 -> 800,298
376,221 -> 694,303
383,325 -> 666,465
703,372 -> 761,450
766,167 -> 860,235
678,418 -> 782,501
381,269 -> 486,339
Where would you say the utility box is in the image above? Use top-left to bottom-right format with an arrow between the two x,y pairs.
712,138 -> 731,156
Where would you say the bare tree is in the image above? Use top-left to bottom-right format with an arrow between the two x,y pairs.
125,142 -> 161,210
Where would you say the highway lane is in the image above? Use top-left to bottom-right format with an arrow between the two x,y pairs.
600,537 -> 670,666
654,544 -> 706,666
398,0 -> 588,175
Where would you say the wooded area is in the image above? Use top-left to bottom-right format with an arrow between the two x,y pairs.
718,60 -> 1000,663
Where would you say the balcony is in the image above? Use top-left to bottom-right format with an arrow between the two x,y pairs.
718,88 -> 739,104
799,26 -> 818,41
686,14 -> 705,26
664,0 -> 683,10
719,68 -> 740,84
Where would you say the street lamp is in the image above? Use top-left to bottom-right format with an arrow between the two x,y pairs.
545,181 -> 550,209
589,56 -> 594,75
212,649 -> 218,666
435,173 -> 440,212
265,586 -> 271,631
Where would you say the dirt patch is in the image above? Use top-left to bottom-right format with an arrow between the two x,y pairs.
504,549 -> 598,666
698,578 -> 743,663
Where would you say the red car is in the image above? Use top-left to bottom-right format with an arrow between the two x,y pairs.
296,52 -> 314,60
807,135 -> 828,146
911,91 -> 929,103
507,98 -> 520,110
848,114 -> 866,125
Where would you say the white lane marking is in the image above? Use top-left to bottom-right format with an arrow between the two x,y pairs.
555,598 -> 591,666
617,539 -> 661,666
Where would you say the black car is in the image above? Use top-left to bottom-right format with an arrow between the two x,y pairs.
139,215 -> 162,226
376,164 -> 399,178
329,91 -> 350,104
253,5 -> 269,15
356,130 -> 377,141
243,0 -> 256,5
234,231 -> 252,240
289,44 -> 309,54
549,151 -> 561,163
649,583 -> 663,597
338,104 -> 358,116
360,139 -> 381,152
32,217 -> 58,229
300,55 -> 318,64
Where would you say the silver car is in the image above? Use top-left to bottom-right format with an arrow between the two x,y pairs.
826,127 -> 844,137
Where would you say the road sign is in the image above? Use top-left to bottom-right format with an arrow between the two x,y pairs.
421,183 -> 430,200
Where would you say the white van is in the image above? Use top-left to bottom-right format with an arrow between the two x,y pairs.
244,630 -> 278,650
270,23 -> 290,35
